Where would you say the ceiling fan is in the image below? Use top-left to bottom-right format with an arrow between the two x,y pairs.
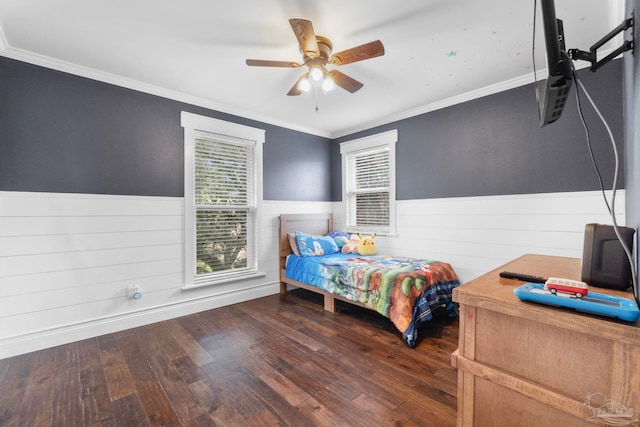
246,18 -> 385,96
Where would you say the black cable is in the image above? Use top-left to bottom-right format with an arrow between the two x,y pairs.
568,57 -> 612,215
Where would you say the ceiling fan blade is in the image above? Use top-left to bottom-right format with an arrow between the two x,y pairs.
329,40 -> 385,66
289,18 -> 319,58
328,70 -> 364,93
246,59 -> 300,67
287,75 -> 306,96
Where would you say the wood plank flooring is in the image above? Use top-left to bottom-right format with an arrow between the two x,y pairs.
0,289 -> 459,426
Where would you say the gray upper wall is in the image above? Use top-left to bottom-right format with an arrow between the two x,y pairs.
1,56 -> 624,202
0,56 -> 332,201
332,60 -> 624,201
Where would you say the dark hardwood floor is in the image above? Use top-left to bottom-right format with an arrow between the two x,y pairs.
0,289 -> 459,427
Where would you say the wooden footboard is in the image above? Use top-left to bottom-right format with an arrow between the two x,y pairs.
279,213 -> 371,313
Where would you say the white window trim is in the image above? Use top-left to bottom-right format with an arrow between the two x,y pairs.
181,111 -> 265,289
340,129 -> 397,236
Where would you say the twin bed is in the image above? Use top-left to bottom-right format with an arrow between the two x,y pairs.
279,213 -> 460,347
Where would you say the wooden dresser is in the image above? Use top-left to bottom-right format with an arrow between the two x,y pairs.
452,254 -> 640,427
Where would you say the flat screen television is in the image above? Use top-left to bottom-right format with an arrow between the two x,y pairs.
535,0 -> 573,127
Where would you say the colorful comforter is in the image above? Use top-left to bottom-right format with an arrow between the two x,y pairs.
285,253 -> 460,346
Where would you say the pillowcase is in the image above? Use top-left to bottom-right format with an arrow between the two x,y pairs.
295,231 -> 340,257
288,233 -> 301,256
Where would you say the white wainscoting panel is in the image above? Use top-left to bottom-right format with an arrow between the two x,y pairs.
0,190 -> 623,358
0,191 -> 332,358
333,190 -> 626,284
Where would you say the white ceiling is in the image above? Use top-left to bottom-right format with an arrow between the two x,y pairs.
0,0 -> 625,138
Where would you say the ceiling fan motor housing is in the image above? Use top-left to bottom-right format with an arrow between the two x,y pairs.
306,36 -> 333,63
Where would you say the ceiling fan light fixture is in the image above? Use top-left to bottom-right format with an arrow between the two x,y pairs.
321,75 -> 335,92
309,65 -> 324,83
298,75 -> 311,92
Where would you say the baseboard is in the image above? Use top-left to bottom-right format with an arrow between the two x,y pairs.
0,282 -> 279,359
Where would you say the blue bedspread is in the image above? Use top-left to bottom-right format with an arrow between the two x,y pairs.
285,253 -> 460,346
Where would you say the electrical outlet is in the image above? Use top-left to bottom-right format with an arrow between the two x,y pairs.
127,284 -> 142,300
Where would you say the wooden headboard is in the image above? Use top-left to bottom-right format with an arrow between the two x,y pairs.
278,213 -> 333,269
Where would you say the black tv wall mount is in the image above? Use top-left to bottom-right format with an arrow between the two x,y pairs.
568,14 -> 634,72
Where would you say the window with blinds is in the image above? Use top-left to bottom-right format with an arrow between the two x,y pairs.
182,112 -> 264,288
349,149 -> 390,227
341,130 -> 397,235
194,135 -> 255,279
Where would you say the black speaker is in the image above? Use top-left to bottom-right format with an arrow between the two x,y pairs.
581,223 -> 635,290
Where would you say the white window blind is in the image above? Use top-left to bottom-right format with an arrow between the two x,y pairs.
194,134 -> 256,279
350,149 -> 390,227
341,130 -> 397,235
182,112 -> 264,289
194,136 -> 254,207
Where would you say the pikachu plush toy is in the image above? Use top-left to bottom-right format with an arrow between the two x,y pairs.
357,233 -> 377,256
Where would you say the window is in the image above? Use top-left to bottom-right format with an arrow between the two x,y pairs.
181,112 -> 264,288
341,129 -> 397,235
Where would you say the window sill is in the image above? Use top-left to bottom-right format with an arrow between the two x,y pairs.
346,228 -> 397,237
182,271 -> 266,290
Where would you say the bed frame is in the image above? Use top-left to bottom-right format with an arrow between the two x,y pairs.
279,213 -> 371,313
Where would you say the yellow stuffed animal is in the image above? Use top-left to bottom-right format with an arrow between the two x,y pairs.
357,233 -> 377,255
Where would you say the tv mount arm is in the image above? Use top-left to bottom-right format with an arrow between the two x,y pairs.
568,14 -> 634,72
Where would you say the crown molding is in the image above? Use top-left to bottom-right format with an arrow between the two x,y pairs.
0,40 -> 543,141
0,43 -> 332,139
331,74 -> 538,139
0,42 -> 599,142
331,48 -> 609,140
